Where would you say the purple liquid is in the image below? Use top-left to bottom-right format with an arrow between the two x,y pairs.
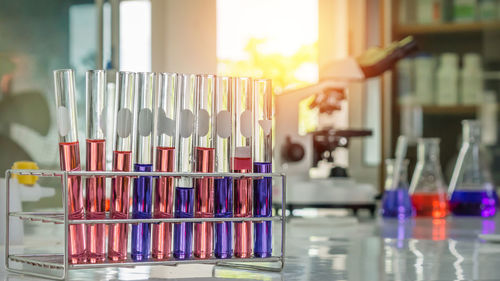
253,162 -> 272,257
449,190 -> 497,217
173,187 -> 194,260
131,164 -> 153,261
214,177 -> 233,259
381,188 -> 414,219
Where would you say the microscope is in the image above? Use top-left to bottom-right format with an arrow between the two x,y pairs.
274,36 -> 417,216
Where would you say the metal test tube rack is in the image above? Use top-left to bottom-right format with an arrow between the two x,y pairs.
4,169 -> 287,280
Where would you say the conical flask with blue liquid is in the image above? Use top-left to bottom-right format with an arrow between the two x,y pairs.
448,120 -> 498,217
381,158 -> 414,219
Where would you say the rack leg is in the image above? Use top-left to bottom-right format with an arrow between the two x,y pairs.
280,174 -> 286,270
4,170 -> 11,273
62,172 -> 69,280
216,261 -> 284,272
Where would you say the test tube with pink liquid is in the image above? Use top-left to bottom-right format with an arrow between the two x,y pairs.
53,69 -> 87,264
193,75 -> 216,258
231,77 -> 253,258
108,71 -> 136,262
152,73 -> 177,260
85,70 -> 107,263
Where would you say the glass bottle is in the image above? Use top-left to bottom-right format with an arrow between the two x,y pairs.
409,138 -> 448,218
448,120 -> 497,217
381,159 -> 414,219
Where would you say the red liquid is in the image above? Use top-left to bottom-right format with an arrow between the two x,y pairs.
108,151 -> 132,262
411,193 -> 448,218
59,141 -> 87,264
194,147 -> 214,259
152,147 -> 175,260
231,157 -> 252,171
232,157 -> 252,258
85,139 -> 106,263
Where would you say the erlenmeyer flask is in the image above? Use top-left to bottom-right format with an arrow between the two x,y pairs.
409,138 -> 448,218
448,120 -> 498,217
381,159 -> 414,219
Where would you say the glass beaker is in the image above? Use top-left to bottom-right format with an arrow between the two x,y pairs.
448,120 -> 498,217
381,159 -> 414,219
409,138 -> 448,218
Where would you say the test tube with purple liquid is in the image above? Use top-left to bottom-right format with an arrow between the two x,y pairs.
131,72 -> 156,261
253,79 -> 273,258
214,76 -> 233,258
173,74 -> 196,259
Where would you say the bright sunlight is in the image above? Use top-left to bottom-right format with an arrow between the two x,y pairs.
216,0 -> 318,94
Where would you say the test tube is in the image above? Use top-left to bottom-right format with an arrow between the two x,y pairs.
152,73 -> 177,260
231,77 -> 253,258
85,70 -> 107,263
214,76 -> 233,259
252,79 -> 273,258
173,74 -> 196,260
131,72 -> 156,261
53,69 -> 86,264
193,74 -> 216,259
108,71 -> 136,262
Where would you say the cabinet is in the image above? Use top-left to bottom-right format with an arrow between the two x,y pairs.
390,0 -> 500,181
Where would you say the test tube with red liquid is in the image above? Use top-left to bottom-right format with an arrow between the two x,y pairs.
193,74 -> 216,259
173,74 -> 196,260
108,71 -> 136,262
252,79 -> 273,258
231,77 -> 253,258
131,72 -> 156,261
85,70 -> 107,263
152,73 -> 177,260
53,69 -> 86,264
214,76 -> 233,258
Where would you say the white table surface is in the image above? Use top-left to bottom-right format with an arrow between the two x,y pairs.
2,215 -> 500,280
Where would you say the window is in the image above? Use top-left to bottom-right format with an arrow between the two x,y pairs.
217,0 -> 318,93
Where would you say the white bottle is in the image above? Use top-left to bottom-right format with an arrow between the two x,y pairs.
414,55 -> 436,105
480,91 -> 497,145
397,58 -> 414,100
461,53 -> 483,105
436,53 -> 459,106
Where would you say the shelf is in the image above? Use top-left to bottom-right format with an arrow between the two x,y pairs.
395,21 -> 500,35
9,211 -> 282,225
8,254 -> 282,270
421,105 -> 477,115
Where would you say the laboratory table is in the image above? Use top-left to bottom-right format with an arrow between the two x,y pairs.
2,216 -> 500,280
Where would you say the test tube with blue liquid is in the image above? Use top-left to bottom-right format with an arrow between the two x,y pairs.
173,74 -> 196,259
252,79 -> 273,257
214,76 -> 233,258
131,72 -> 156,261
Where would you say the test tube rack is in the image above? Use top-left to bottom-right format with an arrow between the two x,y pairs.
4,169 -> 286,280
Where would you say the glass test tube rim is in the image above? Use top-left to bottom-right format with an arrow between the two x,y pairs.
86,70 -> 107,140
54,69 -> 79,143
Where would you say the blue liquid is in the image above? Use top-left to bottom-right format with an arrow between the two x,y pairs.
381,188 -> 413,219
449,190 -> 497,217
173,187 -> 194,260
214,177 -> 233,259
131,164 -> 153,261
253,162 -> 272,257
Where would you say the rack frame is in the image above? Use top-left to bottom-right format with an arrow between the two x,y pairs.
4,169 -> 286,280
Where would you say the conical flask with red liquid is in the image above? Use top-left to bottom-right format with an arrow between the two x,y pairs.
448,120 -> 498,217
381,159 -> 414,219
409,138 -> 448,218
